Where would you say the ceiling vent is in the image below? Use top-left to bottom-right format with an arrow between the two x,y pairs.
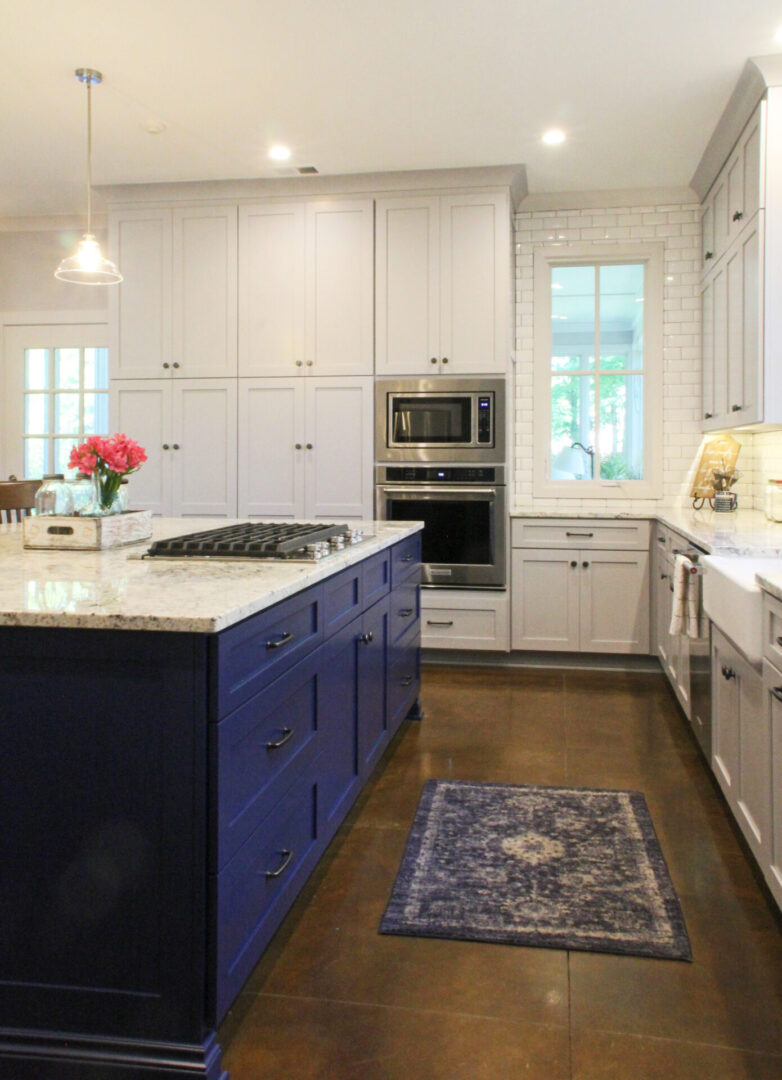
297,166 -> 319,175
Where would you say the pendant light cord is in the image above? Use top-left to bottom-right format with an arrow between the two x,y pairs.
85,74 -> 92,235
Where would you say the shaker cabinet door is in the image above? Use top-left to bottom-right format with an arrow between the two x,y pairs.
110,380 -> 171,515
110,209 -> 172,379
238,378 -> 306,518
171,380 -> 237,517
304,377 -> 373,520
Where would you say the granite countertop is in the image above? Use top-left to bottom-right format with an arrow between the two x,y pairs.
0,518 -> 423,633
510,506 -> 782,557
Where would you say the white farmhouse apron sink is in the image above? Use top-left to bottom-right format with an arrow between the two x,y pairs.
702,555 -> 782,663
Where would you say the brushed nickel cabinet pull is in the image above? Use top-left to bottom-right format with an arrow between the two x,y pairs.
266,727 -> 294,750
264,849 -> 293,879
266,631 -> 293,650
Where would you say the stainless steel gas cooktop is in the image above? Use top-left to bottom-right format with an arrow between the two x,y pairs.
143,522 -> 364,562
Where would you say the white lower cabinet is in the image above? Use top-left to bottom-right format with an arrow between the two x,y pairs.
111,379 -> 237,517
762,656 -> 782,908
712,625 -> 771,874
421,589 -> 509,651
237,377 -> 373,520
511,519 -> 650,654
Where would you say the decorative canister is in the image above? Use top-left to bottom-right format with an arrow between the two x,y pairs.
712,490 -> 737,512
34,474 -> 74,516
765,479 -> 782,522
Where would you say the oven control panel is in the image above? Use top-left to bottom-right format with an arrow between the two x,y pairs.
381,465 -> 502,483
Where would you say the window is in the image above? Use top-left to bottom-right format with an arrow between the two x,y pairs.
533,244 -> 663,499
2,322 -> 109,481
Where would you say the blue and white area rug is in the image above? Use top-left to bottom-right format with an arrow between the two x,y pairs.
380,780 -> 691,961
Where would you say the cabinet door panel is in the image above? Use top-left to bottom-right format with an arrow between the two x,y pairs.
110,210 -> 172,379
712,629 -> 740,800
580,551 -> 650,654
439,194 -> 508,374
701,274 -> 715,423
172,380 -> 237,517
712,173 -> 730,264
306,200 -> 374,375
375,197 -> 440,375
511,549 -> 580,650
711,261 -> 728,422
318,618 -> 361,842
239,203 -> 306,376
173,206 -> 237,377
238,378 -> 305,518
737,655 -> 769,857
304,377 -> 373,520
739,217 -> 762,424
110,381 -> 171,515
766,665 -> 782,907
358,596 -> 390,779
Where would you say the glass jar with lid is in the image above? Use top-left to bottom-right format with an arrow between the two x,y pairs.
765,479 -> 782,522
34,474 -> 74,516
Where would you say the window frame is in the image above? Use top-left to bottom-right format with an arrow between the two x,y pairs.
533,242 -> 664,500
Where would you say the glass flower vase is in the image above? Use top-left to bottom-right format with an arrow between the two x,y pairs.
82,472 -> 123,516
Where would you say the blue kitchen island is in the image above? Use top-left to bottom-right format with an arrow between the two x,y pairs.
0,519 -> 422,1079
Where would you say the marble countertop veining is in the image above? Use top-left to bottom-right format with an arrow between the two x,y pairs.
0,518 -> 423,633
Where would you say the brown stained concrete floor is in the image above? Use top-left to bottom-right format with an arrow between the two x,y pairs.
219,665 -> 782,1079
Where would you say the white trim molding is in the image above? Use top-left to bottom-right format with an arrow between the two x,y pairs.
532,242 -> 664,501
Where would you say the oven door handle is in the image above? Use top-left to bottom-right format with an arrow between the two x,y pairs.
378,487 -> 499,497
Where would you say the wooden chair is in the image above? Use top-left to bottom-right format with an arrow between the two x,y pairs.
0,479 -> 41,524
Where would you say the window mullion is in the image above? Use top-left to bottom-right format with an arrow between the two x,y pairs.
593,265 -> 600,479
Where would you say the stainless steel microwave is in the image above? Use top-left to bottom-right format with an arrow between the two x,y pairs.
375,377 -> 506,463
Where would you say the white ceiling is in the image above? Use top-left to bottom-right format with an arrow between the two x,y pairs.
2,0 -> 782,218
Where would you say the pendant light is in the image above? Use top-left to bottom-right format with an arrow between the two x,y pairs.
55,68 -> 122,285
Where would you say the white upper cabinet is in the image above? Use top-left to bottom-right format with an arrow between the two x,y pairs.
110,209 -> 172,380
110,205 -> 237,379
238,199 -> 374,377
375,192 -> 510,375
172,206 -> 238,378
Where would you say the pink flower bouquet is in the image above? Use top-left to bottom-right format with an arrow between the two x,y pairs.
68,433 -> 147,514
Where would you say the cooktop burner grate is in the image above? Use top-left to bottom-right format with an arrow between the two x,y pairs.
144,522 -> 358,560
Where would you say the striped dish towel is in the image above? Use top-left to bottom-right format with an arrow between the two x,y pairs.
669,554 -> 703,638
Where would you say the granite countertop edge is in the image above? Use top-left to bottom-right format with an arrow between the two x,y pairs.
0,519 -> 424,633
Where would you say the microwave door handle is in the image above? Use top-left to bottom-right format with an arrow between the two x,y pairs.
392,410 -> 410,442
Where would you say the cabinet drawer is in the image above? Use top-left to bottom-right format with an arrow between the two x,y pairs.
511,518 -> 650,551
212,648 -> 322,871
213,765 -> 319,1019
388,624 -> 420,727
323,563 -> 363,637
212,584 -> 324,718
764,592 -> 782,668
422,606 -> 499,646
362,548 -> 391,608
389,579 -> 420,643
391,533 -> 422,584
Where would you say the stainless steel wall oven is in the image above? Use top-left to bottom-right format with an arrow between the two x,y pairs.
375,465 -> 506,588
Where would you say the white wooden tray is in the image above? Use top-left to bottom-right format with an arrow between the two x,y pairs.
23,510 -> 153,550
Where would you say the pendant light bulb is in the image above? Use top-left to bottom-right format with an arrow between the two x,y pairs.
55,69 -> 122,286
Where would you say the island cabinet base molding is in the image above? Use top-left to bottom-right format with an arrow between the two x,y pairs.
0,1032 -> 227,1080
0,529 -> 422,1080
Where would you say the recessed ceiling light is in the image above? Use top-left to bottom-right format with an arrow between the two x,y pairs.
542,129 -> 566,146
269,145 -> 292,162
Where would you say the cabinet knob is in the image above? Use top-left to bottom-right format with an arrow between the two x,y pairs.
162,443 -> 169,450
776,636 -> 782,647
172,443 -> 180,450
295,443 -> 302,450
570,560 -> 577,568
732,210 -> 743,222
442,357 -> 449,364
704,412 -> 713,419
772,686 -> 782,703
704,251 -> 714,260
430,357 -> 438,365
399,608 -> 414,617
582,561 -> 589,569
731,404 -> 742,412
162,362 -> 170,369
721,665 -> 736,681
306,442 -> 313,450
306,360 -> 313,367
172,362 -> 180,369
358,631 -> 373,645
660,573 -> 668,580
296,360 -> 303,367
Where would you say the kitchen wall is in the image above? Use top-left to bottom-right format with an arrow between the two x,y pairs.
512,198 -> 703,512
0,226 -> 109,312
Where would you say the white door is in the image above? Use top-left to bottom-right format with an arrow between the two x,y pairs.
3,321 -> 109,482
110,380 -> 171,515
237,378 -> 305,518
304,377 -> 373,520
172,205 -> 238,378
579,550 -> 650,654
238,203 -> 306,377
306,200 -> 374,376
511,549 -> 580,650
109,208 -> 172,379
171,380 -> 237,518
375,196 -> 440,375
439,192 -> 509,374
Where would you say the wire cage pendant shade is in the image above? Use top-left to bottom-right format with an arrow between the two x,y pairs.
55,68 -> 122,285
